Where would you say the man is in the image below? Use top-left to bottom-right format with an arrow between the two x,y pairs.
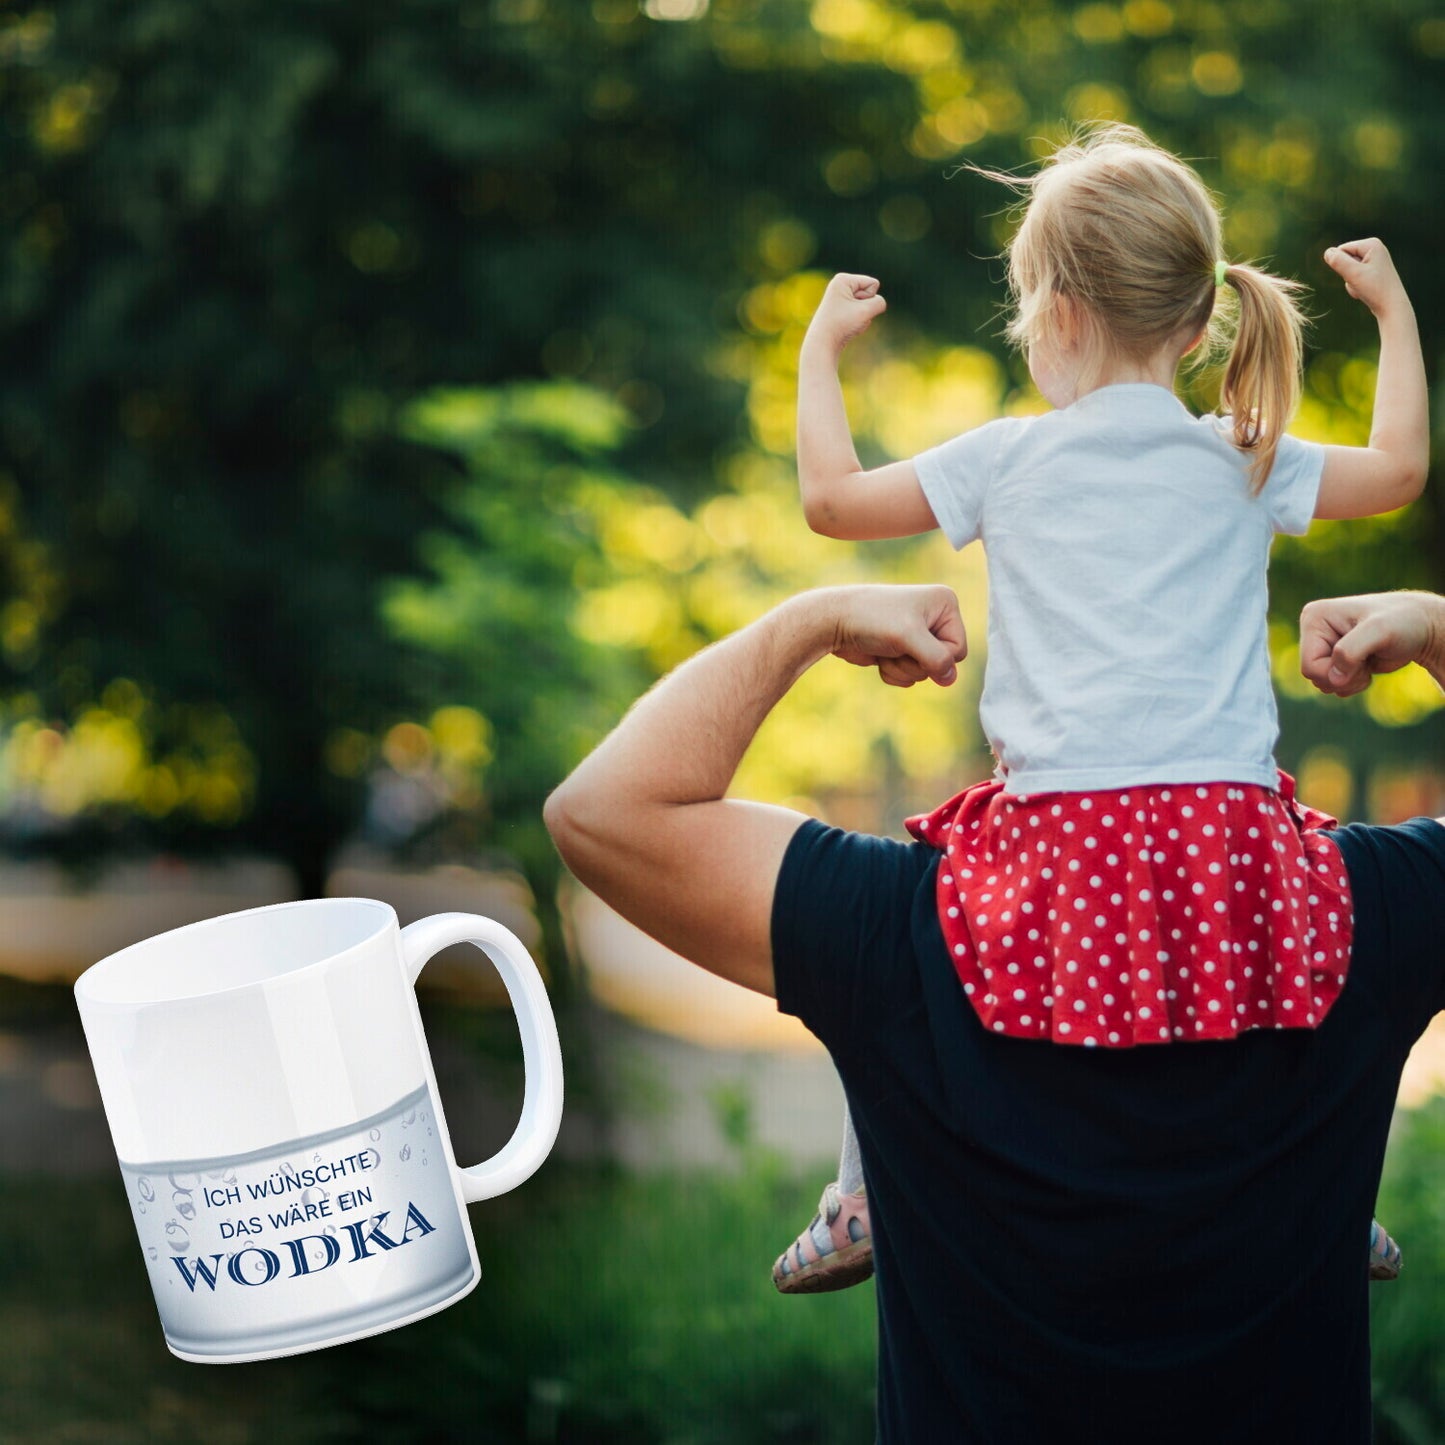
545,585 -> 1445,1443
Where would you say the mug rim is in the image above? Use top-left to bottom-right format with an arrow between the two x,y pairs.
74,895 -> 398,1009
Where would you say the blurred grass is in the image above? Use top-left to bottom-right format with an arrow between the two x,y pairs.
1371,1099 -> 1445,1445
10,1107 -> 1445,1441
0,1157 -> 876,1444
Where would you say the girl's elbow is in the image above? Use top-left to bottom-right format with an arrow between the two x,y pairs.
1361,450 -> 1428,513
801,490 -> 844,537
1381,458 -> 1429,512
1402,458 -> 1429,502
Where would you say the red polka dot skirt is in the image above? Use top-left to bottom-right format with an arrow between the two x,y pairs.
904,773 -> 1352,1048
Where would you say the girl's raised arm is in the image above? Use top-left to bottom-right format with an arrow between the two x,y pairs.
797,273 -> 940,541
1313,240 -> 1429,521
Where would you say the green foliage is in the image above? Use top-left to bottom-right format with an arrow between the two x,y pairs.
382,381 -> 655,882
0,1163 -> 877,1444
17,1112 -> 1445,1441
0,1172 -> 353,1443
708,1077 -> 757,1152
0,0 -> 1441,886
354,1161 -> 878,1444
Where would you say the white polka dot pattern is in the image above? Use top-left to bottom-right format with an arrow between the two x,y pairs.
905,773 -> 1353,1049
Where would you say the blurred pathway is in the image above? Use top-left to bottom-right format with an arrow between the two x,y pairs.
0,853 -> 847,1181
8,974 -> 1443,1181
0,999 -> 845,1179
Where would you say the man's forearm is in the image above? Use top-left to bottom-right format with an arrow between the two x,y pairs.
546,581 -> 965,854
1416,594 -> 1445,689
542,583 -> 963,994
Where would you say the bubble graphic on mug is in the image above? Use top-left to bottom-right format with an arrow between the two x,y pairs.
137,1176 -> 156,1203
361,1146 -> 381,1170
147,1246 -> 158,1261
302,1186 -> 329,1209
399,1144 -> 412,1163
402,1107 -> 417,1127
369,1128 -> 381,1143
169,1170 -> 201,1192
165,1219 -> 191,1254
174,1192 -> 197,1221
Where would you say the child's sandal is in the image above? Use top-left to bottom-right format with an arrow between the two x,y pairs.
772,1182 -> 873,1294
1370,1218 -> 1402,1281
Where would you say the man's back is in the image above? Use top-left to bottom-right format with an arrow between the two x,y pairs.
772,816 -> 1445,1443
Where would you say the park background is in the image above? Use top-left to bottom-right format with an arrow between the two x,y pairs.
4,0 -> 1445,1439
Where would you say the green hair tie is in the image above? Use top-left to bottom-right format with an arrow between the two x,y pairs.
1215,259 -> 1228,287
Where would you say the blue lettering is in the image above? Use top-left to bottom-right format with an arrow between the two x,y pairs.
343,1212 -> 403,1260
227,1247 -> 282,1286
267,1198 -> 333,1230
219,1216 -> 264,1239
284,1233 -> 342,1277
400,1203 -> 437,1243
170,1254 -> 225,1292
166,1201 -> 436,1291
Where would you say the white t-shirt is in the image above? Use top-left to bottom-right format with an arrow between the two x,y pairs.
913,382 -> 1325,795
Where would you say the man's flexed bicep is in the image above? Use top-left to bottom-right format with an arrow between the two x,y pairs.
544,586 -> 967,999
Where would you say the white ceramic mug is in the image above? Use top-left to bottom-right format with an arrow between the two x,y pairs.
74,898 -> 564,1363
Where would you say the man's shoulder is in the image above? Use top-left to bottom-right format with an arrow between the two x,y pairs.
1331,814 -> 1445,878
1329,816 -> 1445,1036
771,820 -> 942,1053
774,820 -> 940,943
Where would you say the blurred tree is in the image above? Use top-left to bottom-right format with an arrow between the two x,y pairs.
378,381 -> 660,885
0,0 -> 928,890
0,0 -> 1439,896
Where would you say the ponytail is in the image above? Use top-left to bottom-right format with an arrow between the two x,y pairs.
1217,263 -> 1307,494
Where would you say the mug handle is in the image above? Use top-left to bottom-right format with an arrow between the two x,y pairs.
399,913 -> 564,1204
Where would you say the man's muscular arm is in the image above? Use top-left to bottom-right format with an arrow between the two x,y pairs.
544,585 -> 967,997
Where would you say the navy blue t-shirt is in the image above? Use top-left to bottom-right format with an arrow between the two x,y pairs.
772,815 -> 1445,1444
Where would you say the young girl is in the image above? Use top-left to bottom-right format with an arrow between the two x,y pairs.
773,124 -> 1426,1294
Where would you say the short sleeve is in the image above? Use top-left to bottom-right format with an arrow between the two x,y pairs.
912,418 -> 1014,550
1331,817 -> 1445,1043
771,820 -> 936,1058
1262,432 -> 1326,535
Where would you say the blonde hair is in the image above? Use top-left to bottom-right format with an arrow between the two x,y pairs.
976,124 -> 1306,492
